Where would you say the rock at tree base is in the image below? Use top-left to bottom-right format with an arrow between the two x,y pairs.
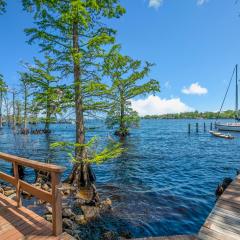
102,231 -> 118,240
4,189 -> 15,196
100,198 -> 112,212
46,205 -> 52,214
75,215 -> 86,225
44,214 -> 52,222
3,186 -> 12,191
119,231 -> 132,239
63,218 -> 74,229
75,188 -> 94,201
22,190 -> 32,198
81,205 -> 100,220
63,208 -> 76,219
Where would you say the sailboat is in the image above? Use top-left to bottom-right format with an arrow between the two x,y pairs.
215,64 -> 240,132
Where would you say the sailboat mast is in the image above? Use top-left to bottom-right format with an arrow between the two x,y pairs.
236,64 -> 239,120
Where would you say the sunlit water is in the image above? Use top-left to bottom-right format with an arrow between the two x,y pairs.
0,119 -> 239,239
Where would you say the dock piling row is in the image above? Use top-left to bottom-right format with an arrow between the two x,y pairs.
188,122 -> 214,133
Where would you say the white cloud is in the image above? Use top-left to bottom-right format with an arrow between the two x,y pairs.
149,0 -> 163,9
197,0 -> 209,5
182,82 -> 208,95
148,0 -> 208,9
131,95 -> 194,116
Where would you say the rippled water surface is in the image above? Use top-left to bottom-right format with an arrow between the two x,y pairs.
0,119 -> 239,239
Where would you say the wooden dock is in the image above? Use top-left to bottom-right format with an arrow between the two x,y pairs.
198,174 -> 240,240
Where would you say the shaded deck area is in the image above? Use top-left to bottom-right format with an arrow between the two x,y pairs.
0,193 -> 74,240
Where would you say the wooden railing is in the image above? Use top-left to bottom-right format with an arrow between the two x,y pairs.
0,152 -> 66,236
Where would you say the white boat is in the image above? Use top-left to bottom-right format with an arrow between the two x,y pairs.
215,122 -> 240,132
209,130 -> 234,139
216,64 -> 240,132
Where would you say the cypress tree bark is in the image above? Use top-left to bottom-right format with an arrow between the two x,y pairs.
45,95 -> 50,131
24,84 -> 28,130
0,91 -> 3,128
66,21 -> 96,190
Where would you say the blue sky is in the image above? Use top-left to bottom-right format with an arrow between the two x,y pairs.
1,0 -> 240,115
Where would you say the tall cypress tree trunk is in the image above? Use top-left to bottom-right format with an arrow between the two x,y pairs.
120,99 -> 125,131
0,91 -> 2,128
24,84 -> 28,129
6,99 -> 10,127
66,21 -> 96,190
116,91 -> 128,137
12,91 -> 16,129
16,104 -> 20,125
45,98 -> 50,131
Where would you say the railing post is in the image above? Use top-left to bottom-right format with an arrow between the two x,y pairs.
13,162 -> 22,207
51,172 -> 62,236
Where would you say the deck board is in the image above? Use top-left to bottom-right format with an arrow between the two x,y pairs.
0,193 -> 74,240
198,176 -> 240,240
130,236 -> 197,240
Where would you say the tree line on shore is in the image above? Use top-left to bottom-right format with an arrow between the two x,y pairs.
142,110 -> 236,119
0,1 -> 160,195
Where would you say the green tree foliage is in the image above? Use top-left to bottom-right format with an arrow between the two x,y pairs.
0,0 -> 6,14
51,136 -> 124,165
22,0 -> 126,188
26,57 -> 65,130
0,74 -> 7,128
103,46 -> 160,137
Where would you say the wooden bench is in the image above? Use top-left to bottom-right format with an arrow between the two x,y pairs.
0,152 -> 66,236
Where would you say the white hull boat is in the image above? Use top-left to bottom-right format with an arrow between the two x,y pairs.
215,122 -> 240,132
216,64 -> 240,132
209,130 -> 234,139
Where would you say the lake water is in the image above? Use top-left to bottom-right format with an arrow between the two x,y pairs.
0,119 -> 239,239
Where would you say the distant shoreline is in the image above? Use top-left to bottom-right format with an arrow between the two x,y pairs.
141,118 -> 233,120
141,110 -> 236,120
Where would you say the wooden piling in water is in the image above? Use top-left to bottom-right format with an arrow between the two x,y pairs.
196,123 -> 198,133
210,122 -> 213,130
204,122 -> 206,132
188,123 -> 191,134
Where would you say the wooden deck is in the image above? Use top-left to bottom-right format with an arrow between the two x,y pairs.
0,193 -> 74,240
131,235 -> 197,240
198,174 -> 240,240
